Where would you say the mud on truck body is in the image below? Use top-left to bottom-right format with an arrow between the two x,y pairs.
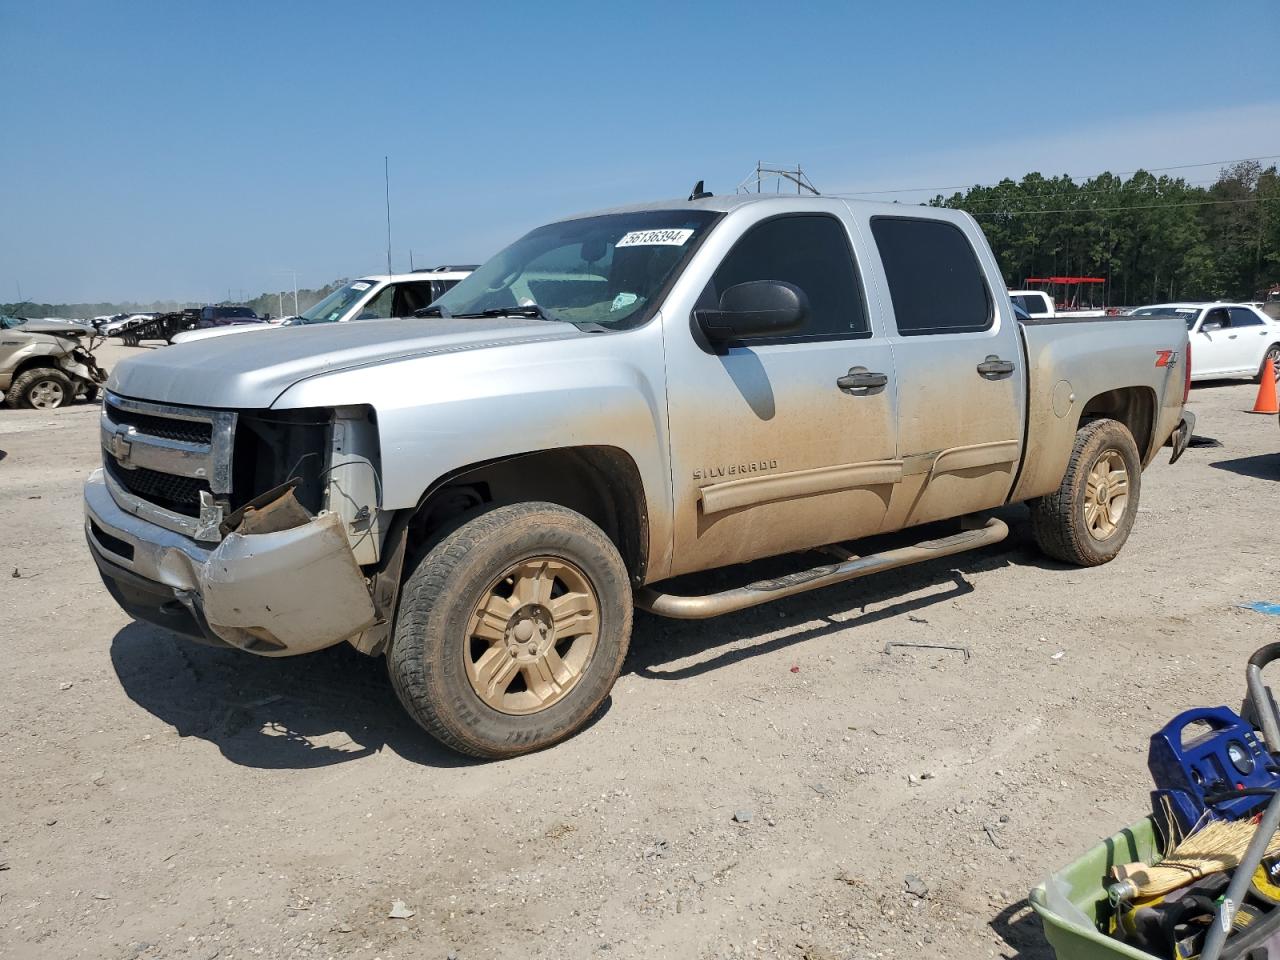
86,193 -> 1194,758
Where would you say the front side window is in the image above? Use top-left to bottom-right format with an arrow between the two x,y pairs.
871,217 -> 992,336
359,285 -> 396,320
433,210 -> 720,330
1202,307 -> 1230,329
707,214 -> 868,340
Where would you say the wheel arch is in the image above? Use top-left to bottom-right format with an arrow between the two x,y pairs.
404,445 -> 650,584
1077,386 -> 1157,465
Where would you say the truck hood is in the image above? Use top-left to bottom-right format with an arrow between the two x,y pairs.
20,318 -> 92,337
107,316 -> 584,408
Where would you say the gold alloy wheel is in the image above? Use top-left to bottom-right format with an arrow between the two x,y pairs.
464,557 -> 601,715
1083,450 -> 1130,540
29,379 -> 66,409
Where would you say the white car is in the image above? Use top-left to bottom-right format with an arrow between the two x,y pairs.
170,268 -> 474,345
99,312 -> 156,336
1130,302 -> 1280,382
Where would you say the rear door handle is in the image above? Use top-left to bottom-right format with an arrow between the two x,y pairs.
836,368 -> 888,392
977,356 -> 1016,379
1228,334 -> 1238,339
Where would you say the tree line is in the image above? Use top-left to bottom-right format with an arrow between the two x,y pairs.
930,160 -> 1280,306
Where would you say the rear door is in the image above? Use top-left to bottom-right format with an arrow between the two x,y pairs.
860,213 -> 1027,529
662,208 -> 899,576
1228,307 -> 1272,375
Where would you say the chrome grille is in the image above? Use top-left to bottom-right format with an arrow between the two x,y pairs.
101,393 -> 237,541
105,460 -> 210,518
105,406 -> 213,445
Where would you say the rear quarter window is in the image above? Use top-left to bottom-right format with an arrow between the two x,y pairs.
870,217 -> 993,336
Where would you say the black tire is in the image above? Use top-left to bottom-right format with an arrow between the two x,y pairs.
6,367 -> 74,409
81,384 -> 101,404
1030,418 -> 1142,566
388,501 -> 633,759
1259,344 -> 1280,382
122,332 -> 140,347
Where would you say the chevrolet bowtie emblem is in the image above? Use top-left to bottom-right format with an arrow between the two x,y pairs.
108,430 -> 133,465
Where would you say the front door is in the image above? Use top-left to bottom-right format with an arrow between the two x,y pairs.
1194,307 -> 1237,376
663,210 -> 899,578
860,213 -> 1027,529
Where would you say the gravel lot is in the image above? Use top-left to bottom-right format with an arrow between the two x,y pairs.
3,340 -> 1279,960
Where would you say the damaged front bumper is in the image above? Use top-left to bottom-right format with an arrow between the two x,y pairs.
84,468 -> 377,656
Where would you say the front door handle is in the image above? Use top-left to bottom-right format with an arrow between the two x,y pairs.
977,355 -> 1016,379
836,367 -> 888,392
1228,334 -> 1238,339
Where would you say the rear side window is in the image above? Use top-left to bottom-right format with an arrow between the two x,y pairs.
1229,307 -> 1264,327
709,214 -> 868,340
870,217 -> 992,336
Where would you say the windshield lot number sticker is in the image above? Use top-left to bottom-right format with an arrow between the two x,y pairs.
616,228 -> 693,248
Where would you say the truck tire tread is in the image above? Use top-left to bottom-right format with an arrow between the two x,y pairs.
1030,418 -> 1141,566
387,501 -> 632,759
6,367 -> 73,409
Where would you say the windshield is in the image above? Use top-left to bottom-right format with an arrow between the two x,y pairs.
0,315 -> 27,329
433,210 -> 721,330
296,280 -> 378,325
1131,306 -> 1201,328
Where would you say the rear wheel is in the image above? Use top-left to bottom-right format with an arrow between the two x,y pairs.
1030,418 -> 1142,566
388,501 -> 632,759
121,331 -> 141,347
6,367 -> 73,409
1259,344 -> 1280,382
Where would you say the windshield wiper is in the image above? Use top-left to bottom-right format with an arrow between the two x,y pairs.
450,305 -> 606,330
477,305 -> 560,323
414,304 -> 452,318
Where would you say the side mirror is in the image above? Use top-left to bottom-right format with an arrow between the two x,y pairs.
1201,320 -> 1223,332
696,280 -> 808,342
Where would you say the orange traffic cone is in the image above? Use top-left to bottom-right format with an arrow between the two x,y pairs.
1249,359 -> 1279,414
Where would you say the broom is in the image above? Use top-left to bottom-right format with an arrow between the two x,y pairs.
1119,816 -> 1280,899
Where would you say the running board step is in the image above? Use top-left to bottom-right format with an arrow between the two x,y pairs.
635,517 -> 1008,620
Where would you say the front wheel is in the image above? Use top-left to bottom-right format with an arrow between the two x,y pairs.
6,367 -> 74,409
1030,418 -> 1142,566
388,502 -> 633,759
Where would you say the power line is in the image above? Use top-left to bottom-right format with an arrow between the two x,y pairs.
830,154 -> 1280,197
967,196 -> 1280,217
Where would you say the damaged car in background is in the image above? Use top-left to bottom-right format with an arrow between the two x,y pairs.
2,314 -> 108,408
85,191 -> 1194,759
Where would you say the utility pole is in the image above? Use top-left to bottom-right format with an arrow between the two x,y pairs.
276,270 -> 299,315
385,156 -> 393,276
278,291 -> 284,316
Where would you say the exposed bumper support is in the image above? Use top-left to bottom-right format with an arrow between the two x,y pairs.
85,469 -> 376,656
636,517 -> 1009,620
1168,410 -> 1196,465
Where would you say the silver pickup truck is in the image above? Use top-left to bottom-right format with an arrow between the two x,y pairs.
85,193 -> 1194,757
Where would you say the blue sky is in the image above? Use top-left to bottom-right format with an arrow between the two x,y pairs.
3,0 -> 1278,304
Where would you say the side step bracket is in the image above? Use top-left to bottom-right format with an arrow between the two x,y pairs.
635,517 -> 1008,620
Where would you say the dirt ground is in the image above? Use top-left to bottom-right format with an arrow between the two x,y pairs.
3,339 -> 1279,960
